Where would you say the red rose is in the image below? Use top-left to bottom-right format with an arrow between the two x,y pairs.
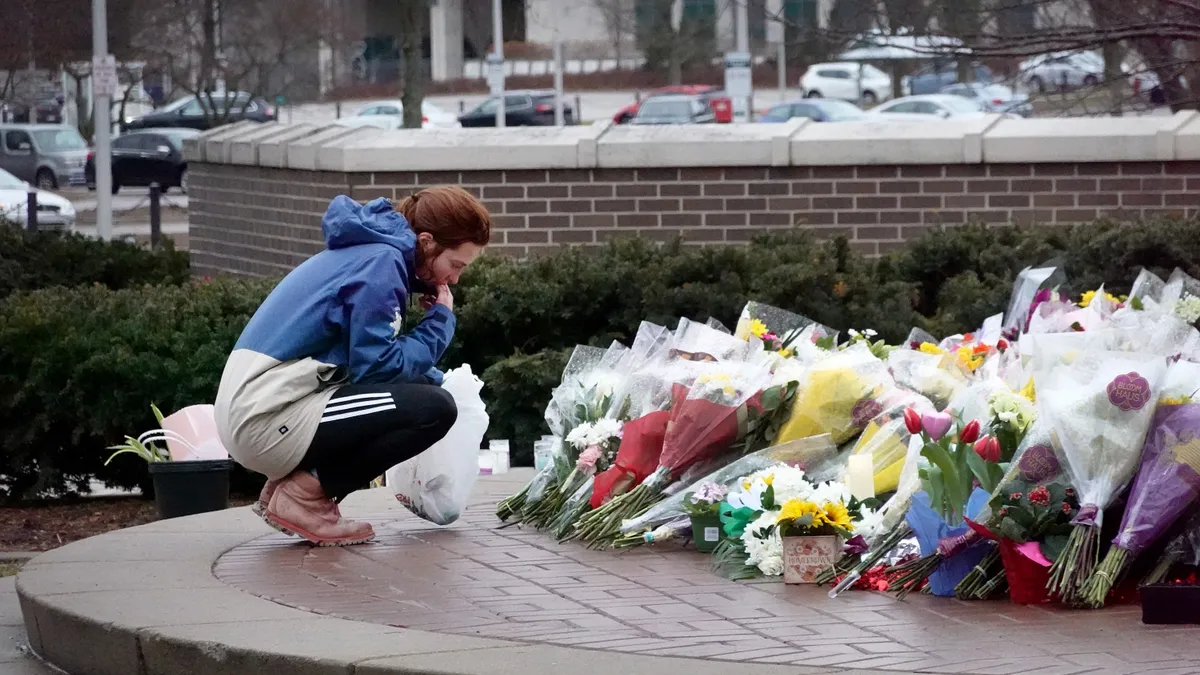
1062,502 -> 1072,514
1009,492 -> 1023,501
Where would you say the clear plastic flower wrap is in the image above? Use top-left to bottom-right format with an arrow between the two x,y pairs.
1003,264 -> 1067,335
614,435 -> 839,544
887,348 -> 968,410
1036,349 -> 1169,603
734,301 -> 831,347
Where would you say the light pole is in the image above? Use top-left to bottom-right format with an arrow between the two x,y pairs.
92,0 -> 113,241
492,0 -> 505,128
735,0 -> 751,121
552,1 -> 564,126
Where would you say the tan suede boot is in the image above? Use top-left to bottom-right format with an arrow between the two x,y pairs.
252,478 -> 288,533
265,472 -> 376,546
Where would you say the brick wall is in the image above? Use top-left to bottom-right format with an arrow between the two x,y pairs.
189,159 -> 1200,278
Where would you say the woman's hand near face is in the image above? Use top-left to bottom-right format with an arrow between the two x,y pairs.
436,284 -> 454,311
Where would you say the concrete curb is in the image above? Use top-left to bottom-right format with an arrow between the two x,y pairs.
14,486 -> 911,675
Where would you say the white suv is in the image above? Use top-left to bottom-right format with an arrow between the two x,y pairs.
800,62 -> 893,104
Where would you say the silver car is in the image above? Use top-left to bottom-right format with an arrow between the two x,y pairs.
941,83 -> 1033,118
0,124 -> 90,190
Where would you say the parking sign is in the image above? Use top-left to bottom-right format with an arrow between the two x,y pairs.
92,55 -> 119,98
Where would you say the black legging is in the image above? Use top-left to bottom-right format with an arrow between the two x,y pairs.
298,383 -> 458,502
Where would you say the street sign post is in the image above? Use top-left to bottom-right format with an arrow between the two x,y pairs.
92,54 -> 119,98
724,51 -> 752,121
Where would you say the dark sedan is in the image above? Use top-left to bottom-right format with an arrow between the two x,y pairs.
85,128 -> 200,194
458,91 -> 575,127
122,92 -> 276,131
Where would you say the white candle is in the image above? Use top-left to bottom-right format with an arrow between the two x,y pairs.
847,454 -> 875,501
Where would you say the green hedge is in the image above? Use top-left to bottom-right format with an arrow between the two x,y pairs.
6,217 -> 1200,500
0,225 -> 190,301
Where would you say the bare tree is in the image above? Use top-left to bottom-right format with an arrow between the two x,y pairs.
127,0 -> 331,121
397,1 -> 429,129
636,0 -> 716,84
592,0 -> 636,62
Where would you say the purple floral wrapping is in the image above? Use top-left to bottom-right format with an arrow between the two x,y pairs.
1113,403 -> 1200,556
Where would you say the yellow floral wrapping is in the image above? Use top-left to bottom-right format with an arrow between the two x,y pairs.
775,345 -> 891,446
849,417 -> 911,494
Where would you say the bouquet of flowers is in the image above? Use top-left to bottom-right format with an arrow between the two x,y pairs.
713,465 -> 869,578
496,344 -> 613,521
775,342 -> 893,446
963,481 -> 1081,604
735,301 -> 822,353
1080,361 -> 1200,607
612,434 -> 840,548
1036,349 -> 1169,605
886,409 -> 1007,598
986,388 -> 1037,459
1002,264 -> 1067,337
573,355 -> 773,545
520,341 -> 632,527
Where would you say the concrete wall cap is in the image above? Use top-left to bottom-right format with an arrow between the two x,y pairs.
256,124 -> 323,168
983,114 -> 1184,162
597,120 -> 804,168
324,124 -> 609,172
791,115 -> 1003,165
229,123 -> 311,166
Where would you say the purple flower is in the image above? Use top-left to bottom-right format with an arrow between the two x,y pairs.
691,481 -> 728,504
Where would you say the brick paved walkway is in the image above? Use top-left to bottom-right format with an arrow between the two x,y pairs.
215,472 -> 1200,675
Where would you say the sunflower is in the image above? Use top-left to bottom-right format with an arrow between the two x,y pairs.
822,501 -> 854,531
777,499 -> 822,525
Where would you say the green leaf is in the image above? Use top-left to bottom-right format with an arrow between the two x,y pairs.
921,442 -> 962,518
150,402 -> 166,426
1041,534 -> 1069,562
1132,296 -> 1144,311
761,385 -> 782,411
964,442 -> 993,492
999,518 -> 1026,542
761,484 -> 776,511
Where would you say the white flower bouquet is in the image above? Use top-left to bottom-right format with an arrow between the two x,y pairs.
1036,349 -> 1169,604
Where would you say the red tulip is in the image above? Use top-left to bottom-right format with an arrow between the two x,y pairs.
959,419 -> 981,444
973,435 -> 1001,463
903,408 -> 922,435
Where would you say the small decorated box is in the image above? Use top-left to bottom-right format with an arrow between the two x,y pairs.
783,535 -> 840,584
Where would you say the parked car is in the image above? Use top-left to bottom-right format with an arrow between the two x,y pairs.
85,127 -> 199,194
941,83 -> 1032,117
0,167 -> 76,231
333,100 -> 460,130
867,94 -> 991,121
457,90 -> 575,127
613,85 -> 733,124
0,123 -> 89,189
122,91 -> 276,131
800,62 -> 892,103
757,98 -> 865,123
628,94 -> 717,125
903,62 -> 994,96
1019,51 -> 1103,92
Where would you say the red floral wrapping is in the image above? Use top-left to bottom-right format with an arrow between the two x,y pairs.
997,539 -> 1052,605
966,519 -> 1051,605
659,387 -> 764,480
590,410 -> 671,508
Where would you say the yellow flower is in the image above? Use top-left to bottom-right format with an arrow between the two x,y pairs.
778,348 -> 794,359
749,319 -> 769,338
955,346 -> 985,372
762,473 -> 775,486
1019,377 -> 1037,403
823,502 -> 853,530
1079,290 -> 1097,308
722,385 -> 736,397
1161,395 -> 1194,406
918,342 -> 945,355
777,499 -> 821,524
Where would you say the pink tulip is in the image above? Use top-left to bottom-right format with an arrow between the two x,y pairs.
921,411 -> 953,442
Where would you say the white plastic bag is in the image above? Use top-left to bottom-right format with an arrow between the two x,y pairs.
387,364 -> 489,525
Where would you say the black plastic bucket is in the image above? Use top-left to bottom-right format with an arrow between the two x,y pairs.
147,459 -> 234,519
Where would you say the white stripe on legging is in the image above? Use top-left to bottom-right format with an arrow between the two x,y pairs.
321,402 -> 397,423
326,392 -> 394,405
324,394 -> 394,415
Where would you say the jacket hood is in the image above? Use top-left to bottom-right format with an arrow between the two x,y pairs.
321,195 -> 416,253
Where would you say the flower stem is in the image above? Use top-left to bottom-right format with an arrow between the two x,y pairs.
890,553 -> 941,600
496,484 -> 530,521
1079,545 -> 1129,609
1046,524 -> 1101,605
1143,550 -> 1181,586
954,544 -> 1000,600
